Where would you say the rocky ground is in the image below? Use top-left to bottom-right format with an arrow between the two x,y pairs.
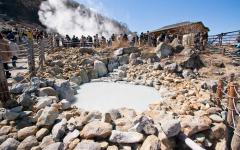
0,41 -> 240,150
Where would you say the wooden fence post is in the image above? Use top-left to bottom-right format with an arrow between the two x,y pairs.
0,57 -> 11,107
27,41 -> 36,77
216,78 -> 223,107
227,82 -> 237,126
231,119 -> 240,150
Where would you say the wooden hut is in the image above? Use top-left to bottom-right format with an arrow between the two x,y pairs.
150,21 -> 209,37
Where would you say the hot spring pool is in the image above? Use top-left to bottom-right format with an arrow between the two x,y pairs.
74,82 -> 163,112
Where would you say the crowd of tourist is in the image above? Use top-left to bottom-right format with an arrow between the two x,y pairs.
4,25 -> 239,79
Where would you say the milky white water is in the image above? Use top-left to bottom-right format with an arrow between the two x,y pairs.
74,82 -> 163,112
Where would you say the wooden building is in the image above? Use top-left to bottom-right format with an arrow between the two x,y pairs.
150,21 -> 209,37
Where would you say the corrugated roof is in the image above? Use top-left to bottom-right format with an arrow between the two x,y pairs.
150,21 -> 207,33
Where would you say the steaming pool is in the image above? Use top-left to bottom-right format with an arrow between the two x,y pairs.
74,81 -> 163,112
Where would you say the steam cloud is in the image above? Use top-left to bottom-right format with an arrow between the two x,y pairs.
38,0 -> 129,38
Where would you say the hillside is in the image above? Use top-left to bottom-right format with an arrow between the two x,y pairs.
0,0 -> 43,24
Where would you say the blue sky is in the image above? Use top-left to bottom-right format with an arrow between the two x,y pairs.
77,0 -> 240,35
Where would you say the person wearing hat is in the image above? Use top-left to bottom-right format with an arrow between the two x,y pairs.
0,33 -> 12,78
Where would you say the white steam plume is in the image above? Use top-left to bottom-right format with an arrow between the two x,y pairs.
38,0 -> 129,38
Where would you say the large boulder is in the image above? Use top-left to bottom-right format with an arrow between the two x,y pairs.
140,135 -> 161,150
109,130 -> 144,144
171,38 -> 184,53
80,121 -> 112,139
155,42 -> 173,58
74,141 -> 101,150
180,51 -> 204,69
54,79 -> 75,101
94,60 -> 108,77
0,138 -> 20,150
37,106 -> 59,127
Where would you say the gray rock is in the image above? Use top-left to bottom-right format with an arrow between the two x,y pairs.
94,60 -> 108,77
80,121 -> 112,139
17,136 -> 38,150
63,129 -> 80,145
130,58 -> 143,66
43,142 -> 64,150
0,138 -> 20,150
35,96 -> 58,110
118,55 -> 129,65
114,48 -> 124,56
135,116 -> 157,135
10,83 -> 28,94
108,109 -> 121,120
79,70 -> 90,83
60,99 -> 71,110
74,141 -> 101,150
17,93 -> 33,108
38,87 -> 57,97
5,110 -> 19,121
164,63 -> 177,73
10,106 -> 23,113
54,79 -> 75,101
161,119 -> 181,138
108,59 -> 119,72
70,76 -> 82,85
129,53 -> 139,60
209,114 -> 224,123
155,42 -> 173,58
182,69 -> 196,79
37,106 -> 59,127
52,119 -> 67,141
109,130 -> 144,144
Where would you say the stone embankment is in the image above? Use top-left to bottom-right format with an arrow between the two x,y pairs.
0,41 -> 236,149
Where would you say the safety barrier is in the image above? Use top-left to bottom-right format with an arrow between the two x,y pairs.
215,73 -> 240,149
208,30 -> 240,46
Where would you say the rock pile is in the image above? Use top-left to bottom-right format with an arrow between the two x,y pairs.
0,43 -> 234,149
